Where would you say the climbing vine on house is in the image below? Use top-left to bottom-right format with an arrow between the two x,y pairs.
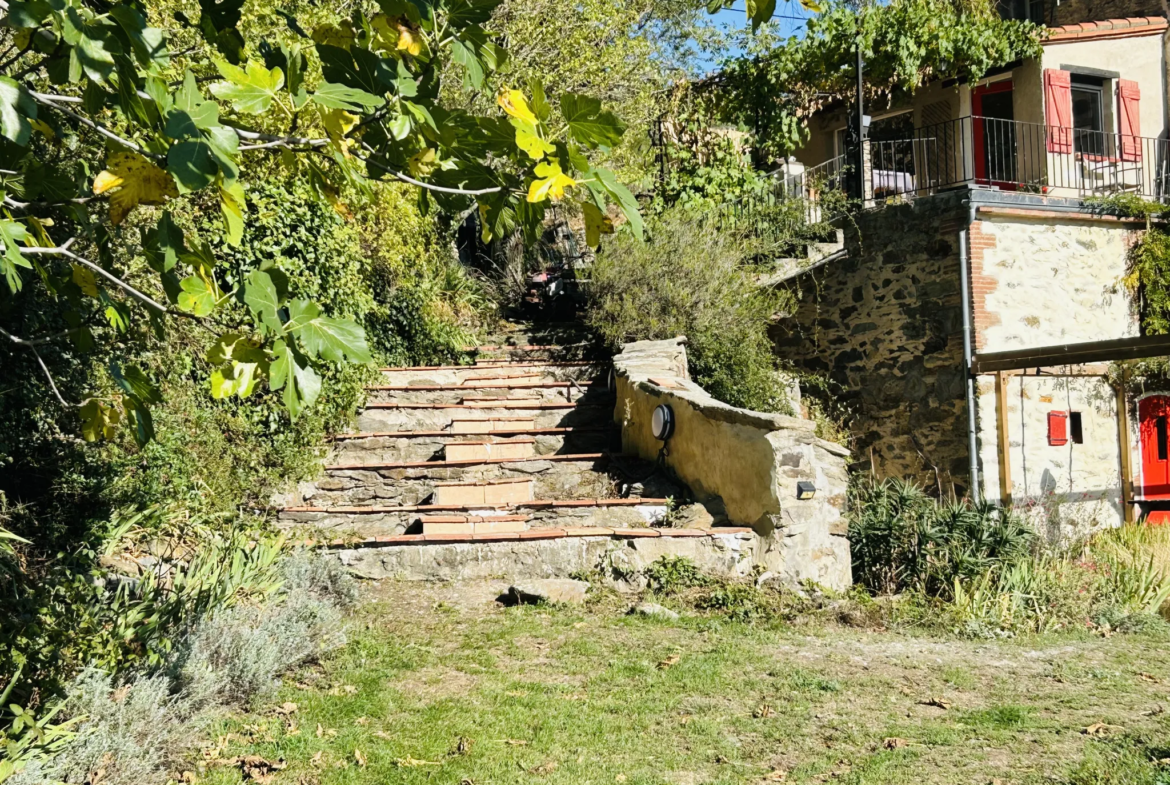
0,0 -> 641,446
701,0 -> 1044,160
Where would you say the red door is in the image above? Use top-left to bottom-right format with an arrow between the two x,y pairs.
973,81 -> 1019,189
1139,395 -> 1170,499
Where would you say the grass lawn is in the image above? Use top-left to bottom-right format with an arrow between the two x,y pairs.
200,581 -> 1170,785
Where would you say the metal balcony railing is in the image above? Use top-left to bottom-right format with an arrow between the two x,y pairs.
861,115 -> 1170,202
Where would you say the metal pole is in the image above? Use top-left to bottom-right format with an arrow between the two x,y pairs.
959,199 -> 981,503
854,39 -> 866,201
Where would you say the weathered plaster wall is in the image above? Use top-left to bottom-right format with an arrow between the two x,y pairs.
970,210 -> 1139,532
976,374 -> 1124,542
612,338 -> 852,590
970,213 -> 1137,352
772,194 -> 971,492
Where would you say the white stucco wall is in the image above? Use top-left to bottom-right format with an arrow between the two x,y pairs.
1041,33 -> 1167,142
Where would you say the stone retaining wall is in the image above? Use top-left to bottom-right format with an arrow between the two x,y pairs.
611,338 -> 852,590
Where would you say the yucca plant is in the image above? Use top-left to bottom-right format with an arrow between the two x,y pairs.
848,478 -> 1034,597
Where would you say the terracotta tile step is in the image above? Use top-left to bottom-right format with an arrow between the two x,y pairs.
308,526 -> 755,548
432,477 -> 534,505
381,361 -> 603,371
421,515 -> 529,535
328,425 -> 614,441
280,497 -> 672,514
367,381 -> 583,392
325,452 -> 608,472
444,439 -> 536,462
362,400 -> 606,411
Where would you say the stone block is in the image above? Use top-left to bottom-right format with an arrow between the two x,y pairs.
475,518 -> 527,534
422,521 -> 475,536
508,578 -> 590,605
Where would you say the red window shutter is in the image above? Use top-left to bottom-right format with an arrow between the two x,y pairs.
1118,79 -> 1142,162
1044,69 -> 1073,153
1048,411 -> 1069,446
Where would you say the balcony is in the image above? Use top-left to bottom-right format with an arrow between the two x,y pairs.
788,115 -> 1170,212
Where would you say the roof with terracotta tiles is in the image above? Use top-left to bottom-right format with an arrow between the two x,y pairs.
1044,16 -> 1167,44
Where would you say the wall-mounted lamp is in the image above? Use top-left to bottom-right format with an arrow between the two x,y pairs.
796,481 -> 816,500
651,404 -> 675,441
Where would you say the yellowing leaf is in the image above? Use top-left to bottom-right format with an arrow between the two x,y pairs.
94,152 -> 179,225
408,147 -> 437,178
395,22 -> 423,56
219,181 -> 246,246
513,119 -> 554,160
72,264 -> 98,297
320,107 -> 359,155
582,201 -> 613,248
526,160 -> 575,203
311,22 -> 355,50
800,0 -> 824,10
497,89 -> 538,126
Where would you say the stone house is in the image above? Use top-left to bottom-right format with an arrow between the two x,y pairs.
773,9 -> 1170,537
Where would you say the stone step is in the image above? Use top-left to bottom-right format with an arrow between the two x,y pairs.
325,451 -> 608,473
382,360 -> 601,371
420,514 -> 530,535
277,498 -> 676,539
379,363 -> 604,386
362,384 -> 607,406
443,438 -> 536,462
327,427 -> 615,465
433,478 -> 534,505
329,527 -> 757,582
355,401 -> 612,433
295,456 -> 650,508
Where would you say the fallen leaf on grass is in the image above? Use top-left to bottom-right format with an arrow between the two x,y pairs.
679,714 -> 693,725
355,749 -> 367,768
374,731 -> 394,740
1141,672 -> 1163,683
615,776 -> 627,783
275,702 -> 298,715
310,751 -> 324,767
328,684 -> 359,696
882,737 -> 909,749
753,704 -> 775,719
355,716 -> 369,726
503,739 -> 529,746
763,770 -> 788,781
452,736 -> 473,756
1084,723 -> 1124,736
178,772 -> 196,784
530,761 -> 558,775
234,755 -> 286,784
921,697 -> 952,710
1144,704 -> 1166,717
395,756 -> 442,767
658,655 -> 681,670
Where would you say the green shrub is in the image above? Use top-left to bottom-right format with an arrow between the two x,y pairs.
847,477 -> 1034,596
644,556 -> 709,594
695,581 -> 769,623
587,208 -> 795,413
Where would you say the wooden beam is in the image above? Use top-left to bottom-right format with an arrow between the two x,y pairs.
995,371 -> 1013,506
1117,378 -> 1136,523
971,333 -> 1170,374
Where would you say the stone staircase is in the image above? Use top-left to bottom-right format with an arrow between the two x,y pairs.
275,323 -> 709,550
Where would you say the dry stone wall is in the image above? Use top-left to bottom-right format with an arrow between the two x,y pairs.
612,339 -> 852,590
771,192 -> 971,494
